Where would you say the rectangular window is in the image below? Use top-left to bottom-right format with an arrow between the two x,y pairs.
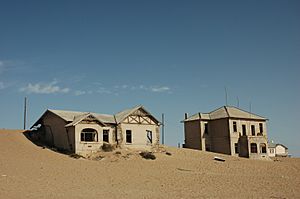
81,128 -> 98,142
103,130 -> 109,142
250,143 -> 257,153
204,123 -> 208,134
251,125 -> 255,136
126,130 -> 132,143
259,123 -> 263,134
233,121 -> 237,132
146,130 -> 152,143
235,143 -> 239,154
242,125 -> 246,136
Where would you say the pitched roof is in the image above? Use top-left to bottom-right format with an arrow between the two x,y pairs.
183,106 -> 267,122
31,105 -> 159,128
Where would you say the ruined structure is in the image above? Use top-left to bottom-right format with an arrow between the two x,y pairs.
183,106 -> 269,159
31,105 -> 160,155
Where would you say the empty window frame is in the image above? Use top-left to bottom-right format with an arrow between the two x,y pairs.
146,130 -> 152,143
204,123 -> 208,134
259,123 -> 263,134
233,121 -> 237,132
251,125 -> 255,136
81,128 -> 98,142
103,129 -> 109,143
250,143 -> 258,153
126,130 -> 132,143
235,143 -> 239,154
242,124 -> 246,136
260,143 -> 267,153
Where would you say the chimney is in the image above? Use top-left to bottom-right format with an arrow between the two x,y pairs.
184,113 -> 188,119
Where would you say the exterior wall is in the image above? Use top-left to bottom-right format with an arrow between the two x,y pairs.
184,120 -> 201,150
66,126 -> 75,153
228,119 -> 268,158
42,112 -> 70,151
118,123 -> 159,149
74,123 -> 115,155
268,147 -> 276,157
275,145 -> 288,157
209,119 -> 231,155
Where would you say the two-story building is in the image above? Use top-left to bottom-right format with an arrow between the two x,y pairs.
183,106 -> 269,159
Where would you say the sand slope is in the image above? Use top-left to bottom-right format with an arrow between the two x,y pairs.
0,129 -> 299,199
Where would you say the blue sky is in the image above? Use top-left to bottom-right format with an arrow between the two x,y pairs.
0,0 -> 299,156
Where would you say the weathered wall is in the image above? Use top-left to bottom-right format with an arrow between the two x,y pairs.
118,123 -> 159,149
275,145 -> 288,157
184,120 -> 201,150
75,123 -> 115,155
42,112 -> 70,151
209,119 -> 231,155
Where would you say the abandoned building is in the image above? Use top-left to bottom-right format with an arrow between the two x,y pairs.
268,141 -> 289,157
31,105 -> 160,155
182,106 -> 269,159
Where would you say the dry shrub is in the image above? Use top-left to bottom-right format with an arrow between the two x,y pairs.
140,151 -> 156,160
101,143 -> 114,152
69,153 -> 84,159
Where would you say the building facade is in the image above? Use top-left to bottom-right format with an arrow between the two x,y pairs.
268,141 -> 289,157
183,106 -> 269,159
31,105 -> 160,155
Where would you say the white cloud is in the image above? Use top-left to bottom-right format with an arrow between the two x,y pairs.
20,80 -> 70,94
74,90 -> 86,96
151,86 -> 170,92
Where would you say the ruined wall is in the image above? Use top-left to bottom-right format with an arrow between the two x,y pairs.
184,120 -> 201,150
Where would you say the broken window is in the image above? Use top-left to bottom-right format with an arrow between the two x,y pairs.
126,130 -> 132,143
242,124 -> 246,136
251,125 -> 255,136
103,129 -> 109,143
146,130 -> 152,144
233,121 -> 237,132
81,128 -> 98,142
260,143 -> 267,153
235,143 -> 239,154
250,143 -> 257,153
259,123 -> 263,134
204,123 -> 208,134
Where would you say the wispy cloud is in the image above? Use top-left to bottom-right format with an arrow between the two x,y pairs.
20,80 -> 70,94
150,86 -> 170,92
74,90 -> 93,96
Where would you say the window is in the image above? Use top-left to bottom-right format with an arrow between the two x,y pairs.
270,148 -> 274,154
259,123 -> 263,134
260,143 -> 267,153
250,143 -> 257,153
242,125 -> 246,136
235,143 -> 239,154
146,130 -> 152,143
251,125 -> 255,136
204,123 -> 208,134
126,130 -> 132,143
81,128 -> 98,142
103,130 -> 109,142
233,121 -> 237,132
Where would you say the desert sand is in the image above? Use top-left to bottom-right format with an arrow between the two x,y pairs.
0,129 -> 299,199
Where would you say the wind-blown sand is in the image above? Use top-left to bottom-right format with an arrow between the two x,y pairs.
0,129 -> 299,199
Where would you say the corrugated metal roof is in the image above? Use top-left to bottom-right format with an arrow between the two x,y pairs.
183,106 -> 267,122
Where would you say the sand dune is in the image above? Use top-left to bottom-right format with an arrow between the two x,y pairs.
0,129 -> 299,198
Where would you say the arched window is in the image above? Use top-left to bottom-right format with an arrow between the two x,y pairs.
250,143 -> 257,153
260,143 -> 267,153
81,128 -> 98,142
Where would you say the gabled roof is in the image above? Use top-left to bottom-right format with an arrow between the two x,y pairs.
115,105 -> 160,124
276,144 -> 288,149
183,106 -> 267,122
31,105 -> 159,128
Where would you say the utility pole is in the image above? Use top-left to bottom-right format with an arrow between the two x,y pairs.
161,113 -> 165,145
225,87 -> 228,106
237,96 -> 240,108
23,97 -> 27,130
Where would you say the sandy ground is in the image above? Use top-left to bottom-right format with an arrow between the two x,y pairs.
0,129 -> 299,199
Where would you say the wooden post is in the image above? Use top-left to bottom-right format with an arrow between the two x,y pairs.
161,113 -> 165,145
